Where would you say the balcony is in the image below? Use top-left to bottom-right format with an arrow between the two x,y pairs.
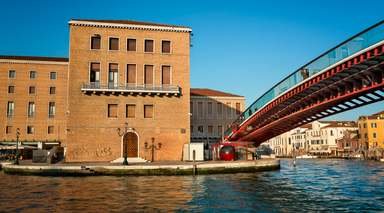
81,83 -> 181,96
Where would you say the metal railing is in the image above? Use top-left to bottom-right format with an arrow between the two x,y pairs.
81,82 -> 180,93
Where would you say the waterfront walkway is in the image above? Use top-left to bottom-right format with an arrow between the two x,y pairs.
0,159 -> 279,176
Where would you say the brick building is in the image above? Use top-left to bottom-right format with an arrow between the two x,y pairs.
0,19 -> 192,162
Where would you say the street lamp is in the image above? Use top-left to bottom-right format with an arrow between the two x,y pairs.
145,137 -> 162,162
15,128 -> 20,165
117,122 -> 130,165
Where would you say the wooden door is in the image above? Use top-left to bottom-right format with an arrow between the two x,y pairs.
123,132 -> 138,157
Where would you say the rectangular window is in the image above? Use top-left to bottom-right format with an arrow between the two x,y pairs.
162,40 -> 171,53
50,72 -> 57,80
191,125 -> 194,134
217,103 -> 222,115
144,39 -> 154,52
108,104 -> 118,118
8,86 -> 14,94
236,102 -> 241,115
144,105 -> 154,118
29,86 -> 36,94
91,35 -> 101,49
144,65 -> 154,85
6,126 -> 12,134
190,102 -> 193,115
218,125 -> 223,136
373,133 -> 377,138
7,101 -> 14,117
207,102 -> 213,115
29,71 -> 37,79
48,102 -> 55,118
127,38 -> 136,51
28,102 -> 35,118
27,126 -> 34,134
161,65 -> 171,85
48,126 -> 54,134
109,37 -> 119,50
208,125 -> 213,135
49,87 -> 56,95
226,102 -> 232,117
8,70 -> 15,79
126,64 -> 136,84
90,62 -> 100,85
198,126 -> 204,133
198,102 -> 203,118
108,63 -> 118,88
126,104 -> 136,118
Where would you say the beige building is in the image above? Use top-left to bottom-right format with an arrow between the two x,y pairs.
190,88 -> 245,144
266,121 -> 357,156
0,19 -> 192,162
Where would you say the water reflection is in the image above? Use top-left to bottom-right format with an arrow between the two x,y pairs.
1,159 -> 384,212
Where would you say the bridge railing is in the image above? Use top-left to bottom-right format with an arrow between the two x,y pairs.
225,20 -> 384,138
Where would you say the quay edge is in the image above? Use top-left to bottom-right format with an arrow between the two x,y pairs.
1,159 -> 280,176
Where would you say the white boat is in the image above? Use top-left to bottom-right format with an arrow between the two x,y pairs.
380,158 -> 384,162
296,154 -> 318,159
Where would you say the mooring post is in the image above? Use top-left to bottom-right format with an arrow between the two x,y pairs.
193,150 -> 197,175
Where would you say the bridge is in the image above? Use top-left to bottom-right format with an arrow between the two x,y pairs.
225,20 -> 384,145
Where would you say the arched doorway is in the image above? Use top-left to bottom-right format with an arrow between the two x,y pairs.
123,132 -> 139,157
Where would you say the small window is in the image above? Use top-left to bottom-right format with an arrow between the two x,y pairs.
217,103 -> 222,115
236,103 -> 241,115
144,39 -> 154,52
373,133 -> 377,138
144,105 -> 154,118
208,125 -> 213,135
162,40 -> 171,53
8,70 -> 16,79
126,64 -> 136,84
108,104 -> 118,118
27,126 -> 34,134
7,101 -> 14,117
48,102 -> 55,118
198,126 -> 204,133
28,102 -> 35,118
48,126 -> 54,134
30,71 -> 37,79
8,86 -> 15,94
91,35 -> 101,49
90,62 -> 100,84
126,104 -> 136,118
49,87 -> 56,94
50,72 -> 57,80
127,38 -> 136,51
207,102 -> 213,115
109,37 -> 119,50
6,126 -> 12,134
29,86 -> 36,94
218,125 -> 223,136
161,65 -> 171,85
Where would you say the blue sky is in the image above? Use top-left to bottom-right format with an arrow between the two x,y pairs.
1,0 -> 383,120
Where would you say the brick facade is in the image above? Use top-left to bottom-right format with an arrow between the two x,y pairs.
0,19 -> 192,162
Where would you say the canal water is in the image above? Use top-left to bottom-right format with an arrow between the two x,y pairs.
0,159 -> 384,212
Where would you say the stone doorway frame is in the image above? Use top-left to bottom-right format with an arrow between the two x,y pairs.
120,130 -> 140,158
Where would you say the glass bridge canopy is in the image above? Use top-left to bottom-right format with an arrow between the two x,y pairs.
227,20 -> 384,136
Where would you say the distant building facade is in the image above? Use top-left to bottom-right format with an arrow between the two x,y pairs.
190,88 -> 245,144
358,111 -> 384,150
0,19 -> 192,162
336,130 -> 360,157
266,121 -> 358,156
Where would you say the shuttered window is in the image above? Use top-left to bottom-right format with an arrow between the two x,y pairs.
109,38 -> 119,50
161,65 -> 171,85
108,104 -> 118,118
144,39 -> 154,52
109,63 -> 118,88
126,104 -> 136,118
236,102 -> 241,115
144,65 -> 154,85
91,36 -> 101,49
127,64 -> 136,84
162,40 -> 171,53
127,39 -> 136,51
144,105 -> 154,118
